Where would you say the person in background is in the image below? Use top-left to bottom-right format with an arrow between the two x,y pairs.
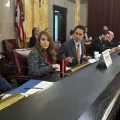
92,30 -> 109,54
69,30 -> 74,39
102,32 -> 116,52
45,28 -> 51,35
83,26 -> 89,40
57,25 -> 91,67
108,31 -> 114,41
107,31 -> 119,47
28,31 -> 60,77
29,27 -> 39,47
103,25 -> 109,31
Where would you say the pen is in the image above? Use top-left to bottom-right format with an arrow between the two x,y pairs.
24,87 -> 43,89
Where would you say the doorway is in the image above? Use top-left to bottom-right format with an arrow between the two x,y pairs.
53,5 -> 67,44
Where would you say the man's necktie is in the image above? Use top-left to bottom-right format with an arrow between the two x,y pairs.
77,44 -> 80,64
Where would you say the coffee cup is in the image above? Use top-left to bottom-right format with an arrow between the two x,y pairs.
94,51 -> 99,60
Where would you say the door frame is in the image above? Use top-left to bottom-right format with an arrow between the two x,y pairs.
53,5 -> 67,44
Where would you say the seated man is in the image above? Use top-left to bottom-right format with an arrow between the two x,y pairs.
107,31 -> 119,47
102,33 -> 113,49
57,25 -> 91,67
92,30 -> 109,54
0,77 -> 12,94
102,31 -> 118,52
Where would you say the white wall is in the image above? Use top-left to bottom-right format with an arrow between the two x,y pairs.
0,0 -> 16,51
0,0 -> 88,51
48,0 -> 75,40
80,1 -> 88,26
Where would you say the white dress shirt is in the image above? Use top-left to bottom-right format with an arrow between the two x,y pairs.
74,40 -> 82,57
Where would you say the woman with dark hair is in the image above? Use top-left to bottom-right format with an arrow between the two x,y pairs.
28,31 -> 60,77
29,27 -> 39,47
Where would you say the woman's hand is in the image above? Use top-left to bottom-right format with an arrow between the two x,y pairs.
52,64 -> 60,69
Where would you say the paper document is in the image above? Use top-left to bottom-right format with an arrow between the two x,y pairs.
88,59 -> 98,63
2,80 -> 54,99
34,81 -> 53,89
55,67 -> 71,71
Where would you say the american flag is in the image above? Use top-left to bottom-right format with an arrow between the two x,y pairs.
15,0 -> 26,47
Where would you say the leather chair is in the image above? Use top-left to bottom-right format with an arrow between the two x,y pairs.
2,39 -> 19,63
84,40 -> 93,56
0,55 -> 5,77
54,42 -> 61,55
0,39 -> 19,77
12,48 -> 36,81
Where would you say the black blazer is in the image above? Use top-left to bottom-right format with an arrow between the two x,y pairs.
107,40 -> 118,47
57,39 -> 85,67
102,40 -> 113,49
92,37 -> 106,54
29,36 -> 37,47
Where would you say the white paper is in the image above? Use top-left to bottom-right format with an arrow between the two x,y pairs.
102,50 -> 112,68
34,81 -> 54,89
1,94 -> 12,99
22,89 -> 41,97
88,59 -> 97,63
55,67 -> 71,71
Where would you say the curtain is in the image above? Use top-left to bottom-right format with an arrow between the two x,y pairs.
88,0 -> 120,42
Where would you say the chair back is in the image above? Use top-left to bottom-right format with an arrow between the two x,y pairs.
0,55 -> 5,76
54,42 -> 61,55
84,40 -> 92,56
12,48 -> 31,76
2,39 -> 19,62
3,39 -> 19,52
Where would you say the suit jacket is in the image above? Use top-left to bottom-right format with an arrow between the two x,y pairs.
102,39 -> 118,49
107,40 -> 118,47
92,37 -> 106,54
29,36 -> 37,47
28,48 -> 54,77
57,39 -> 85,67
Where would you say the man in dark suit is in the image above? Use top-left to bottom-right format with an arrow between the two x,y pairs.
107,31 -> 119,47
101,31 -> 117,52
57,25 -> 90,67
92,30 -> 109,54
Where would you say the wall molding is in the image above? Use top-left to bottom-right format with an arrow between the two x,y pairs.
67,0 -> 88,4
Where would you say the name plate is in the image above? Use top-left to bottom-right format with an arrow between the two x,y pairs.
97,50 -> 112,69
